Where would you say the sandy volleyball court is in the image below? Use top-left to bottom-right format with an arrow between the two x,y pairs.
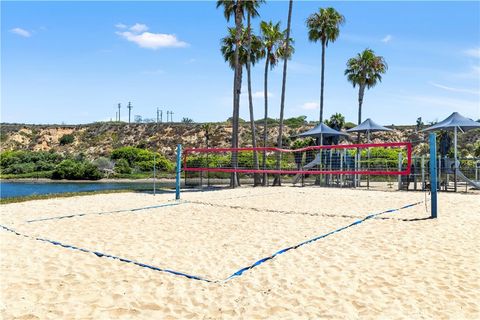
1,187 -> 479,319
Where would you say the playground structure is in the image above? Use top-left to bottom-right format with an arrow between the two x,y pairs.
399,155 -> 480,192
181,112 -> 479,193
183,142 -> 412,188
178,133 -> 439,218
182,140 -> 479,194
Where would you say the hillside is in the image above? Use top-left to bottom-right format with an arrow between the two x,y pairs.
1,122 -> 479,160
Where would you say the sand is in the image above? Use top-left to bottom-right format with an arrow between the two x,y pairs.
0,187 -> 479,319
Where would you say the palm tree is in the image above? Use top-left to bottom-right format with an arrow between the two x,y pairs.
324,112 -> 345,145
245,0 -> 264,186
345,48 -> 387,142
306,7 -> 345,123
259,20 -> 293,185
221,26 -> 264,185
274,0 -> 294,186
216,0 -> 245,187
220,27 -> 263,68
325,112 -> 345,130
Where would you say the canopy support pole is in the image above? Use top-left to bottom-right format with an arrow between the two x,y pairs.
429,133 -> 438,218
454,126 -> 458,192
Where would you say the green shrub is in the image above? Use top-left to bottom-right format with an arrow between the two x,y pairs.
474,141 -> 480,157
0,150 -> 65,174
59,134 -> 75,145
114,158 -> 131,174
111,147 -> 140,166
111,147 -> 174,172
284,116 -> 307,129
35,160 -> 56,172
6,162 -> 35,174
82,162 -> 103,180
344,122 -> 357,130
52,160 -> 80,179
52,160 -> 102,180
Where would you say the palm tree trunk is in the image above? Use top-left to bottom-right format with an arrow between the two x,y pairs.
357,84 -> 365,143
262,57 -> 269,186
231,0 -> 243,188
246,13 -> 260,186
236,67 -> 243,187
273,0 -> 293,187
319,40 -> 326,123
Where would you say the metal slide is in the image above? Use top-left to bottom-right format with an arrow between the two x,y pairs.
292,154 -> 322,184
455,169 -> 480,190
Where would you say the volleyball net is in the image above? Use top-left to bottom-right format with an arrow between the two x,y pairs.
183,142 -> 412,177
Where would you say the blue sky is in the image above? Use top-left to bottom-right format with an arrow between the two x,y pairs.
2,1 -> 479,125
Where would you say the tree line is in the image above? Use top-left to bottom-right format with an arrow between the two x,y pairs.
0,147 -> 174,180
217,1 -> 388,187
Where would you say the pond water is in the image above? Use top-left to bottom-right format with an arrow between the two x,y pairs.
0,181 -> 173,199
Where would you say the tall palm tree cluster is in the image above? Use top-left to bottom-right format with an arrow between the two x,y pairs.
216,1 -> 388,187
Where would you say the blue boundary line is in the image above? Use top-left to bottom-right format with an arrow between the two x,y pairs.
0,224 -> 211,282
224,201 -> 422,280
1,201 -> 422,283
27,202 -> 185,223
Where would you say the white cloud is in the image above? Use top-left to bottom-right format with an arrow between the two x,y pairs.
252,91 -> 273,99
129,23 -> 149,33
464,47 -> 480,58
116,23 -> 188,50
381,34 -> 392,43
429,82 -> 480,95
115,23 -> 127,29
10,27 -> 31,37
301,102 -> 319,110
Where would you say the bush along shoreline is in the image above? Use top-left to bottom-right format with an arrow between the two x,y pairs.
0,147 -> 175,181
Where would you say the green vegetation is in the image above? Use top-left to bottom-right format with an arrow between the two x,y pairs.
306,7 -> 345,123
186,152 -> 294,172
345,49 -> 388,135
59,134 -> 75,145
325,113 -> 346,129
1,147 -> 175,180
181,117 -> 194,123
51,160 -> 102,180
113,158 -> 131,174
111,146 -> 174,172
283,116 -> 307,129
1,150 -> 64,176
344,122 -> 356,130
475,141 -> 480,157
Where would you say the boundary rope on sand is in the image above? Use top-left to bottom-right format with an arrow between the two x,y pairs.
26,191 -> 284,223
0,224 -> 212,282
27,202 -> 185,223
1,200 -> 423,283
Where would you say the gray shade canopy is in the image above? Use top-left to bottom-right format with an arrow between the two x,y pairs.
296,122 -> 349,138
346,118 -> 393,133
422,112 -> 480,132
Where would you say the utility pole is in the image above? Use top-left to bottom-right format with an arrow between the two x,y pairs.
115,111 -> 118,122
160,110 -> 163,123
156,107 -> 160,123
127,101 -> 132,123
170,111 -> 174,123
118,103 -> 121,122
